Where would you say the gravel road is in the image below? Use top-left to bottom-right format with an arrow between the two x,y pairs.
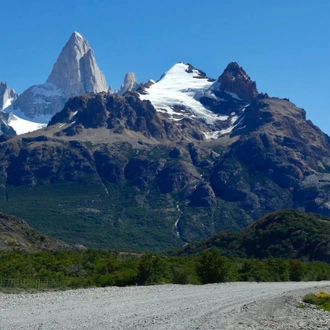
1,282 -> 330,329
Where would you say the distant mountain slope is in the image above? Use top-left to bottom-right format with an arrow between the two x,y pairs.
179,210 -> 330,262
0,212 -> 72,252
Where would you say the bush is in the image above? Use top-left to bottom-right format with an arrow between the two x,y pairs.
137,252 -> 169,285
289,260 -> 304,281
196,248 -> 233,284
171,267 -> 190,284
303,291 -> 330,312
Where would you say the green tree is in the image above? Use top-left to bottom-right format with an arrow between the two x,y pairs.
137,252 -> 169,285
289,260 -> 304,281
196,248 -> 232,284
239,259 -> 271,282
266,258 -> 289,281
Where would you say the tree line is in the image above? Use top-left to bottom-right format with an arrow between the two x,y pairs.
0,248 -> 329,289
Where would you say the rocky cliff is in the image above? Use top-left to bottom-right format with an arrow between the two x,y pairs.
217,61 -> 258,101
0,82 -> 17,110
117,72 -> 138,95
47,32 -> 107,98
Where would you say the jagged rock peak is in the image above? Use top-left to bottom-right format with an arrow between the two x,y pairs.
218,61 -> 258,101
117,72 -> 138,95
0,82 -> 18,110
46,31 -> 108,98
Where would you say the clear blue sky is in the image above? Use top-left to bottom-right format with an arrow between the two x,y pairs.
2,0 -> 330,134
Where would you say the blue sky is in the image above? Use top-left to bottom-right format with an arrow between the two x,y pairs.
2,0 -> 330,134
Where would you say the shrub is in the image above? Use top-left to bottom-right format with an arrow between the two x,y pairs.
196,248 -> 233,284
289,260 -> 304,281
303,291 -> 330,312
137,252 -> 169,285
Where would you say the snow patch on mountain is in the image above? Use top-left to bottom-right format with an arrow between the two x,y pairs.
139,63 -> 223,124
5,103 -> 54,124
204,114 -> 241,140
5,112 -> 46,135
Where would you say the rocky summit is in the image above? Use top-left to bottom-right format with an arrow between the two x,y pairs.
6,32 -> 107,124
0,58 -> 330,252
117,72 -> 138,95
0,82 -> 17,110
217,61 -> 258,101
46,32 -> 107,98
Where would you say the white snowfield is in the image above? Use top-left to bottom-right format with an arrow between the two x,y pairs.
1,282 -> 330,329
139,62 -> 246,140
7,113 -> 46,135
139,63 -> 225,124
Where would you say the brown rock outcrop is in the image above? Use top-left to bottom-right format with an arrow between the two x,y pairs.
217,61 -> 258,101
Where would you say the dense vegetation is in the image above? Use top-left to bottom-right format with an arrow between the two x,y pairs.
178,210 -> 330,262
0,182 -> 182,252
1,248 -> 330,290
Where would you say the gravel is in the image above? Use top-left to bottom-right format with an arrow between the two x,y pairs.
1,282 -> 330,329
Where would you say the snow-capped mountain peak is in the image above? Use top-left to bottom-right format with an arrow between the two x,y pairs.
139,62 -> 223,124
6,113 -> 46,135
138,62 -> 255,140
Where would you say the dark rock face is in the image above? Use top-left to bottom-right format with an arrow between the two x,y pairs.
189,183 -> 216,207
211,158 -> 251,202
217,62 -> 258,101
124,158 -> 164,189
4,139 -> 99,186
209,97 -> 330,219
158,161 -> 201,194
94,151 -> 127,184
49,92 -> 166,139
48,92 -> 213,141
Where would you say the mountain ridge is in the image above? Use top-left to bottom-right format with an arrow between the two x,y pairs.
177,209 -> 330,262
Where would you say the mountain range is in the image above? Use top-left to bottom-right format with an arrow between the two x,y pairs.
0,32 -> 330,251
